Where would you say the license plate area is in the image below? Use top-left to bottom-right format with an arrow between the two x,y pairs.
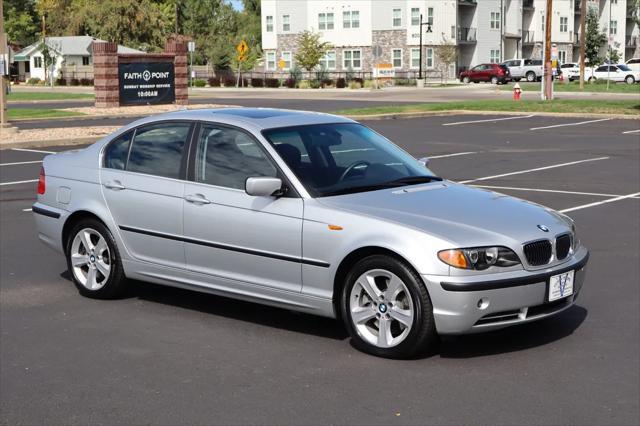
548,270 -> 575,302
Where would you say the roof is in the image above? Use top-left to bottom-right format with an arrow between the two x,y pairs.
115,108 -> 355,136
14,36 -> 143,60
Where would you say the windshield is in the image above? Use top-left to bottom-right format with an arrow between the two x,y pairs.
262,123 -> 439,197
618,64 -> 632,71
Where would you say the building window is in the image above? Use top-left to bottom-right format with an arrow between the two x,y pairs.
490,49 -> 500,63
266,52 -> 276,70
282,14 -> 290,32
610,20 -> 617,35
427,7 -> 434,25
560,17 -> 568,32
320,51 -> 336,69
411,8 -> 420,26
426,48 -> 434,68
266,15 -> 273,32
558,50 -> 567,64
541,14 -> 545,32
343,49 -> 362,70
82,56 -> 90,66
490,12 -> 500,29
392,49 -> 402,68
33,57 -> 42,68
392,8 -> 402,27
327,13 -> 334,30
319,13 -> 334,30
410,48 -> 420,68
343,10 -> 359,29
282,51 -> 292,70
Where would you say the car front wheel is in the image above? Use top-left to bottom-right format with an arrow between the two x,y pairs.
490,76 -> 499,85
341,255 -> 437,359
462,76 -> 470,84
625,75 -> 635,84
526,71 -> 536,82
66,219 -> 127,299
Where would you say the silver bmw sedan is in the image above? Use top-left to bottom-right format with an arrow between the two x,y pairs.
33,108 -> 588,358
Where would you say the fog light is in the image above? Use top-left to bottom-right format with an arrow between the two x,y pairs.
477,298 -> 490,310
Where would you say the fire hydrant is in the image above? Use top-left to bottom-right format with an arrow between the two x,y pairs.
513,83 -> 522,101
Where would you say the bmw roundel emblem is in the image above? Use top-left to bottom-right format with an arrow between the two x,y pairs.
537,224 -> 550,232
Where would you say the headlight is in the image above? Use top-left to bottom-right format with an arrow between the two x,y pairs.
571,223 -> 580,250
438,246 -> 521,270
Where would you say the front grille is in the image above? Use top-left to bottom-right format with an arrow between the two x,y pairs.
556,234 -> 571,260
524,239 -> 552,266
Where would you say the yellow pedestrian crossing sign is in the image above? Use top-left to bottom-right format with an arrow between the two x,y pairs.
237,40 -> 248,55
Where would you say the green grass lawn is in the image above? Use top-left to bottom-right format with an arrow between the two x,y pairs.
8,109 -> 87,120
333,99 -> 640,116
7,91 -> 95,101
501,81 -> 640,94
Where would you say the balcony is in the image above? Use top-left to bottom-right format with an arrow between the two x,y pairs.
523,0 -> 535,10
573,31 -> 579,43
627,35 -> 639,48
522,30 -> 535,44
574,1 -> 581,15
457,27 -> 477,43
628,3 -> 639,19
458,0 -> 477,7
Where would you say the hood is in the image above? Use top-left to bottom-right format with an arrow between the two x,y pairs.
317,181 -> 571,248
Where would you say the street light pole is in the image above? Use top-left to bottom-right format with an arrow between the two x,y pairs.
418,14 -> 433,80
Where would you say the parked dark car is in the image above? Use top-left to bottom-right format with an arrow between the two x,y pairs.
459,63 -> 511,84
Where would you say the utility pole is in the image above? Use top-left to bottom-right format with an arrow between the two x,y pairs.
579,0 -> 586,89
606,0 -> 612,91
0,0 -> 12,133
543,0 -> 553,100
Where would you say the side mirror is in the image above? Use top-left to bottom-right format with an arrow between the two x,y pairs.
245,177 -> 284,197
417,157 -> 430,168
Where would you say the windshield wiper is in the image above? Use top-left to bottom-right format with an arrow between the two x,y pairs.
322,176 -> 443,197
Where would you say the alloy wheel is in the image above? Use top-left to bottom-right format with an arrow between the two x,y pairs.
70,228 -> 111,290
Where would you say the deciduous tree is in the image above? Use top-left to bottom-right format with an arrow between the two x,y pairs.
294,30 -> 331,72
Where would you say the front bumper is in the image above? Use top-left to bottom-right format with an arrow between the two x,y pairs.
422,246 -> 589,335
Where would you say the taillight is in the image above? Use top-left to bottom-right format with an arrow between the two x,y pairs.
498,68 -> 505,75
37,167 -> 46,195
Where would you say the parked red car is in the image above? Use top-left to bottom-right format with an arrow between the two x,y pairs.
459,63 -> 511,84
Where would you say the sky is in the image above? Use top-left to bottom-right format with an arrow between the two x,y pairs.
228,0 -> 243,11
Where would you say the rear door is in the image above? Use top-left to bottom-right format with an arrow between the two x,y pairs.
182,122 -> 304,292
506,60 -> 522,77
100,121 -> 193,268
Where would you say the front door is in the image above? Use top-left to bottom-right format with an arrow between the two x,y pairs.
100,121 -> 193,268
183,123 -> 303,292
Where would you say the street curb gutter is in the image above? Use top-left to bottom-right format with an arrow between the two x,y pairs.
2,109 -> 638,150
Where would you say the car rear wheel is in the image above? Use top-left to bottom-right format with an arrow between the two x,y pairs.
462,76 -> 470,84
490,76 -> 499,85
625,75 -> 635,84
513,77 -> 521,82
526,71 -> 536,82
66,219 -> 127,299
341,255 -> 437,359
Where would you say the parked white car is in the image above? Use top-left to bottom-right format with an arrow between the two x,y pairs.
590,64 -> 638,84
626,58 -> 640,73
502,58 -> 543,82
561,63 -> 593,81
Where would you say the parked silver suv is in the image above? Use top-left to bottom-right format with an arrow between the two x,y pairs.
33,108 -> 589,358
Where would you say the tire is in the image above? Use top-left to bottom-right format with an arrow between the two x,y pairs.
462,76 -> 470,84
490,76 -> 499,85
513,77 -> 521,82
526,71 -> 536,82
625,75 -> 635,84
340,255 -> 437,359
65,218 -> 127,299
588,77 -> 595,82
473,81 -> 479,84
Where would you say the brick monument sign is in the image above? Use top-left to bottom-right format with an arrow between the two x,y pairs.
92,41 -> 188,107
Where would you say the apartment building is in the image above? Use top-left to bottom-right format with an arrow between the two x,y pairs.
260,0 -> 639,76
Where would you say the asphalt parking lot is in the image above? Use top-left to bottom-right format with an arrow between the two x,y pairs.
1,114 -> 639,424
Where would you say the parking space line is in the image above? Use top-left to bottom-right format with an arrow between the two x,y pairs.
530,118 -> 611,131
560,192 -> 640,213
10,148 -> 56,154
622,129 -> 640,134
471,184 -> 624,198
458,156 -> 609,184
0,179 -> 38,187
443,115 -> 534,126
0,160 -> 43,167
428,152 -> 477,159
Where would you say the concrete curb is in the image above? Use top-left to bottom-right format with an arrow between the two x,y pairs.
344,109 -> 640,121
1,137 -> 103,150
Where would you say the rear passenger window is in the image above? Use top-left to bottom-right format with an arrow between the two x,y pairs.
127,122 -> 191,179
104,131 -> 132,170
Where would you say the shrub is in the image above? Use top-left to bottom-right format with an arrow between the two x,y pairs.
80,78 -> 93,86
394,78 -> 416,86
55,78 -> 67,86
352,77 -> 364,85
309,80 -> 321,89
298,80 -> 311,89
222,76 -> 237,87
193,79 -> 206,87
265,78 -> 280,88
27,77 -> 41,85
69,78 -> 80,86
348,81 -> 362,89
363,79 -> 377,89
284,78 -> 296,88
207,77 -> 221,87
336,77 -> 346,88
321,78 -> 333,88
251,77 -> 264,87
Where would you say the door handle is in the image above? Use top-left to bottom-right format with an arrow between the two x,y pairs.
104,180 -> 125,190
184,194 -> 211,205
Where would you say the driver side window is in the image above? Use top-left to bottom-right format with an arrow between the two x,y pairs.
194,124 -> 277,190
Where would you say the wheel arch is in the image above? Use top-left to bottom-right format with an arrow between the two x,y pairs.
62,210 -> 111,251
332,246 -> 423,320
